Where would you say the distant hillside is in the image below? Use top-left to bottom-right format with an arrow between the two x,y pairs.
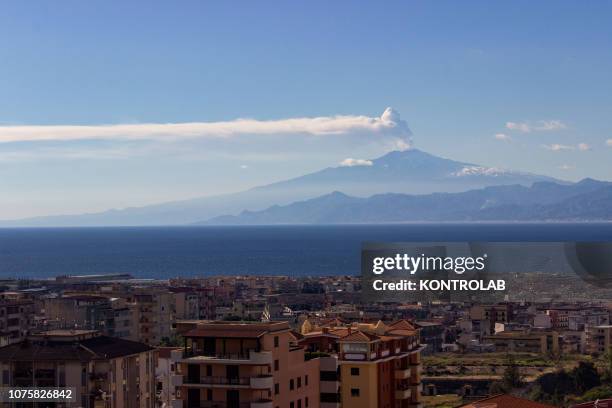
205,179 -> 612,224
0,149 -> 562,226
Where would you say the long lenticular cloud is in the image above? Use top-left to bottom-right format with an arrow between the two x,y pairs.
0,107 -> 412,144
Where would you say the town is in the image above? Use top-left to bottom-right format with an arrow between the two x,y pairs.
1,272 -> 612,408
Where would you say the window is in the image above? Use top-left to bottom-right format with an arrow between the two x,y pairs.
290,379 -> 294,390
207,389 -> 212,401
305,375 -> 308,386
290,402 -> 294,408
305,397 -> 309,407
351,388 -> 360,397
350,367 -> 360,376
274,336 -> 279,347
274,383 -> 279,395
298,400 -> 302,408
297,376 -> 301,388
274,359 -> 279,371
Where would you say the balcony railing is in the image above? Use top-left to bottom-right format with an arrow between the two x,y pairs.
186,376 -> 250,386
183,349 -> 272,364
184,375 -> 274,389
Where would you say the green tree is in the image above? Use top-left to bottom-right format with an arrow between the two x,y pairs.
601,351 -> 612,383
489,381 -> 507,395
502,354 -> 523,389
572,361 -> 601,394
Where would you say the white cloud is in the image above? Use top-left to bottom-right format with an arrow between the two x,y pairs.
494,133 -> 512,141
505,122 -> 532,133
559,164 -> 575,171
451,166 -> 510,177
544,143 -> 591,152
240,164 -> 248,169
339,158 -> 373,167
577,143 -> 591,151
506,120 -> 567,133
544,144 -> 574,151
0,107 -> 412,145
536,120 -> 567,131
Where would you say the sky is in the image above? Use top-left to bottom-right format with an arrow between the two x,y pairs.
0,0 -> 611,219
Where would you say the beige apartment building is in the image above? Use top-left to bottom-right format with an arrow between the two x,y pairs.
0,299 -> 35,346
43,294 -> 134,339
128,289 -> 175,345
178,321 -> 320,408
482,329 -> 560,354
0,329 -> 156,408
585,324 -> 612,355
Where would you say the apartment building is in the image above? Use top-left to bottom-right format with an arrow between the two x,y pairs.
157,347 -> 183,408
585,324 -> 612,355
482,329 -> 560,354
0,329 -> 156,408
178,321 -> 320,408
337,321 -> 423,408
470,304 -> 512,334
128,289 -> 175,345
0,299 -> 35,346
300,319 -> 424,408
171,287 -> 216,321
43,294 -> 134,339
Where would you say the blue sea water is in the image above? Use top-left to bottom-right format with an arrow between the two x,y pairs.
0,223 -> 611,279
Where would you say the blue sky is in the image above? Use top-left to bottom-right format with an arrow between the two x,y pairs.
0,1 -> 611,218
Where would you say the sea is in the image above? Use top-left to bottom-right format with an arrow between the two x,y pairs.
0,223 -> 611,279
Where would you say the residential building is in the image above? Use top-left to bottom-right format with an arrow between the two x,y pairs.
482,329 -> 560,354
0,299 -> 35,346
178,321 -> 320,408
0,329 -> 156,408
300,319 -> 424,408
337,320 -> 423,408
43,294 -> 134,339
128,289 -> 175,345
156,347 -> 183,408
585,324 -> 612,355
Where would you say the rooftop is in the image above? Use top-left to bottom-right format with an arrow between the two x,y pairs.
185,321 -> 291,338
0,335 -> 154,361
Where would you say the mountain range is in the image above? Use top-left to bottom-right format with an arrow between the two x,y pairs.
1,149 -> 600,226
206,179 -> 612,224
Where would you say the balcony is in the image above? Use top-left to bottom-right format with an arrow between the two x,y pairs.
394,368 -> 411,379
320,380 -> 339,394
395,387 -> 411,400
249,375 -> 274,389
321,403 -> 341,408
250,400 -> 273,408
183,350 -> 273,365
183,375 -> 273,389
